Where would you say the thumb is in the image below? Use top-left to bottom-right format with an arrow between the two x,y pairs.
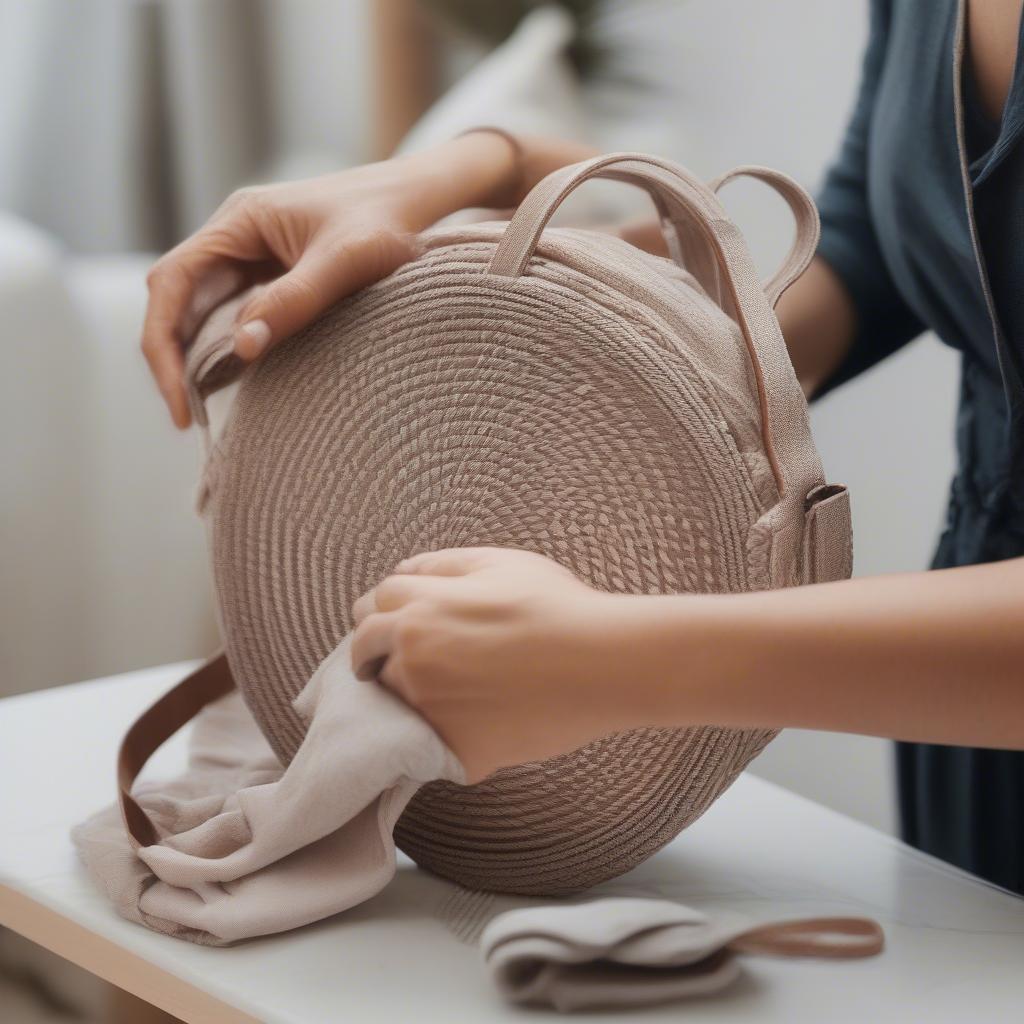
231,248 -> 348,360
232,232 -> 417,359
395,546 -> 507,578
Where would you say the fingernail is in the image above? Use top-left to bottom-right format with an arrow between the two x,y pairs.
233,319 -> 271,358
159,382 -> 191,429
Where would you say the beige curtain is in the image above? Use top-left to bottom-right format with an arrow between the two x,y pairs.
0,0 -> 372,253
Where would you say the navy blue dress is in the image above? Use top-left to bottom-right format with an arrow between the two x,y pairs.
815,0 -> 1024,893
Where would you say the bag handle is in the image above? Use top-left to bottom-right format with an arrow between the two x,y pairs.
487,153 -> 824,510
708,165 -> 820,307
117,655 -> 235,849
729,916 -> 885,959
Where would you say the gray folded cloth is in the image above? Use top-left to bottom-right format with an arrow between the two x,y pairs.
482,897 -> 746,1010
480,897 -> 884,1012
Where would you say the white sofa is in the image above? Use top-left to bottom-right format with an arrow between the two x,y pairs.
0,213 -> 216,698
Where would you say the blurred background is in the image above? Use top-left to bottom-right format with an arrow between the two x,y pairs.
0,0 -> 958,1019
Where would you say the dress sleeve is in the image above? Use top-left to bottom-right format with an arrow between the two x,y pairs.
814,0 -> 926,396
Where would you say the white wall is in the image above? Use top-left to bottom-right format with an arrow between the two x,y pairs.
0,0 -> 372,253
666,0 -> 960,832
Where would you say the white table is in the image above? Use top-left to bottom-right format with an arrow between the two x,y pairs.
2,666 -> 1023,1023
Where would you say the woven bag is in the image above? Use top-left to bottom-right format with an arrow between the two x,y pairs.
135,154 -> 851,897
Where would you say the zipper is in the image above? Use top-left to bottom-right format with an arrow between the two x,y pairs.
951,0 -> 1024,444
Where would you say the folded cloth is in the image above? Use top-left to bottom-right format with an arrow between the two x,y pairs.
73,637 -> 464,944
479,897 -> 884,1012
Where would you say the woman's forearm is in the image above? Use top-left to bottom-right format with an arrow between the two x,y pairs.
412,132 -> 599,227
619,558 -> 1024,749
774,256 -> 858,397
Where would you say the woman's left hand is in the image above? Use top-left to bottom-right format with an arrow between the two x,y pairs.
351,547 -> 632,782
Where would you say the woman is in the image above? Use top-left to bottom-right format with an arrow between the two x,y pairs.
141,0 -> 1024,894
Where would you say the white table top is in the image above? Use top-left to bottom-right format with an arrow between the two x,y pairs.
2,665 -> 1023,1023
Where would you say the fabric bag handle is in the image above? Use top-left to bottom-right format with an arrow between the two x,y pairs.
487,153 -> 824,512
708,165 -> 820,307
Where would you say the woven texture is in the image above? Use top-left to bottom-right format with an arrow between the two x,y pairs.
189,155 -> 846,896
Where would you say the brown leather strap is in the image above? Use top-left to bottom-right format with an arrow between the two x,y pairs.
117,656 -> 236,849
728,916 -> 885,959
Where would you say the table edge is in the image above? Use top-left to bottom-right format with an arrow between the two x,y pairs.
0,882 -> 259,1024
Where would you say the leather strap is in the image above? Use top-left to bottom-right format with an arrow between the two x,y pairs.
486,153 -> 825,518
729,916 -> 885,959
117,655 -> 236,849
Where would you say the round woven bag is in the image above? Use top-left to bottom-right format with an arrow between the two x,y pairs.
184,154 -> 852,896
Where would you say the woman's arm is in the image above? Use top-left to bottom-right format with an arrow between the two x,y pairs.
774,257 -> 858,397
350,547 -> 1024,782
623,559 -> 1024,748
141,132 -> 597,427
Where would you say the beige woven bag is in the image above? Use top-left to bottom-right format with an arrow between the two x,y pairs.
120,153 -> 851,897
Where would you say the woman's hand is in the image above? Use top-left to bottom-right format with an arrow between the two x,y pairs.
141,132 -> 599,428
350,547 -> 636,782
140,129 -> 573,427
141,156 -> 443,427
